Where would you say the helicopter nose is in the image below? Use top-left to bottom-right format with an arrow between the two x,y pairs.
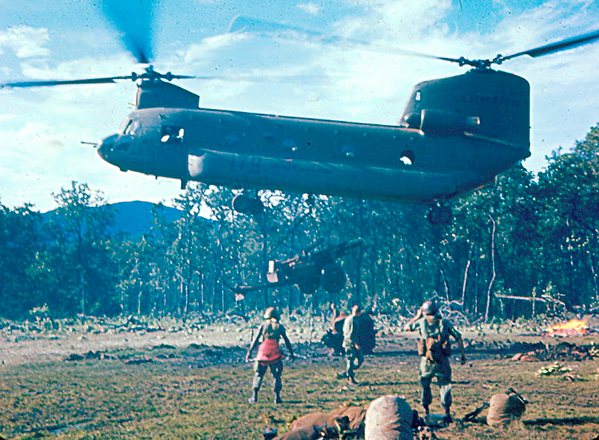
97,134 -> 119,162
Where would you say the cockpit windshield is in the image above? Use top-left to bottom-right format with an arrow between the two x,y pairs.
121,118 -> 142,136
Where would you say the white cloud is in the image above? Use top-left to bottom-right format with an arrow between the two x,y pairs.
297,3 -> 320,15
0,26 -> 50,58
183,33 -> 252,64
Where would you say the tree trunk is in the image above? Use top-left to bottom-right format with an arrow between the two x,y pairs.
485,214 -> 496,323
461,248 -> 472,308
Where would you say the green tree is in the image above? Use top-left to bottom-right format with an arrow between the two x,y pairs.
0,203 -> 45,319
44,182 -> 119,316
535,124 -> 599,310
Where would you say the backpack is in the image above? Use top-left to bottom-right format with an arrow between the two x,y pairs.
417,320 -> 451,363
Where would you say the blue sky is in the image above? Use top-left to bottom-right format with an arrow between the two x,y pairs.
1,0 -> 599,212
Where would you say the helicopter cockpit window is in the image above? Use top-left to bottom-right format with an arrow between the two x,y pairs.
161,125 -> 184,143
123,119 -> 141,136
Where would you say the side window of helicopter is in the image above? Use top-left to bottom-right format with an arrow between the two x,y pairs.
161,125 -> 184,144
400,150 -> 415,166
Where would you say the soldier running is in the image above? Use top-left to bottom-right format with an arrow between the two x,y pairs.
246,307 -> 295,404
337,305 -> 364,385
403,300 -> 466,423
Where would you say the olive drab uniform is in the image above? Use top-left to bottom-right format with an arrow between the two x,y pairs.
247,317 -> 294,404
342,312 -> 364,383
407,317 -> 461,414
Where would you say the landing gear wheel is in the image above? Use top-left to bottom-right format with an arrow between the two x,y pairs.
427,204 -> 453,225
232,194 -> 264,216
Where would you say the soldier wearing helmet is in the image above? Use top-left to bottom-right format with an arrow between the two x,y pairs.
246,307 -> 295,404
403,300 -> 466,423
337,305 -> 364,385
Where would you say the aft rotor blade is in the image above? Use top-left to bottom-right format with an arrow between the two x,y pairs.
229,15 -> 461,64
500,29 -> 599,62
100,0 -> 156,64
1,75 -> 133,88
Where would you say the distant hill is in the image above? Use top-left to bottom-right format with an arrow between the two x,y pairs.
108,201 -> 183,238
42,201 -> 183,238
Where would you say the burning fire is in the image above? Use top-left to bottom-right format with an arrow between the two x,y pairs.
546,318 -> 589,336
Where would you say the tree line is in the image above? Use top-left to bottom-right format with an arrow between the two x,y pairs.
1,125 -> 597,322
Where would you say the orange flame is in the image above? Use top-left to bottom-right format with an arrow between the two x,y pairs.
546,318 -> 588,336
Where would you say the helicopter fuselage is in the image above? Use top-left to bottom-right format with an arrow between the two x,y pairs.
97,69 -> 531,205
98,106 -> 526,203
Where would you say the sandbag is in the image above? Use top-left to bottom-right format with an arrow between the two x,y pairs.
289,405 -> 367,432
289,412 -> 328,432
487,393 -> 526,428
273,426 -> 320,440
326,405 -> 367,430
365,395 -> 413,440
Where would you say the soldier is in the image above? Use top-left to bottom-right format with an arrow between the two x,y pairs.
337,305 -> 364,385
403,300 -> 466,423
246,307 -> 295,404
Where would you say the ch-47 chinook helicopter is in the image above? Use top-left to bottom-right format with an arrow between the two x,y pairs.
3,14 -> 599,224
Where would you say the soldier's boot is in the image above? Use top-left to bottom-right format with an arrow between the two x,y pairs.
248,389 -> 259,404
336,371 -> 348,379
422,405 -> 430,416
274,392 -> 282,404
443,405 -> 453,424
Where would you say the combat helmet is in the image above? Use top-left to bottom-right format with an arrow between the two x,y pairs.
421,300 -> 440,317
264,307 -> 280,320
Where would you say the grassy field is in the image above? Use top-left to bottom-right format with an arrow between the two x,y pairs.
1,325 -> 598,439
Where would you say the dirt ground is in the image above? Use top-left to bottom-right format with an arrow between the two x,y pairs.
1,314 -> 599,439
3,314 -> 596,366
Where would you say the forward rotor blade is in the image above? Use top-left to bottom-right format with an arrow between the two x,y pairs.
228,15 -> 461,64
1,75 -> 133,88
500,29 -> 599,62
193,73 -> 327,83
166,74 -> 196,80
100,0 -> 156,64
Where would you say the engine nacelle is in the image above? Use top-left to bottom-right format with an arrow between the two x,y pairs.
419,109 -> 480,135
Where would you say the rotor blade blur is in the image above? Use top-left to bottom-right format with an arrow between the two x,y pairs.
194,73 -> 327,83
168,74 -> 196,80
228,15 -> 461,64
500,29 -> 599,62
100,0 -> 156,64
1,76 -> 133,88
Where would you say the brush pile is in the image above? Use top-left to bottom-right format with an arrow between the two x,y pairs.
509,341 -> 599,362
